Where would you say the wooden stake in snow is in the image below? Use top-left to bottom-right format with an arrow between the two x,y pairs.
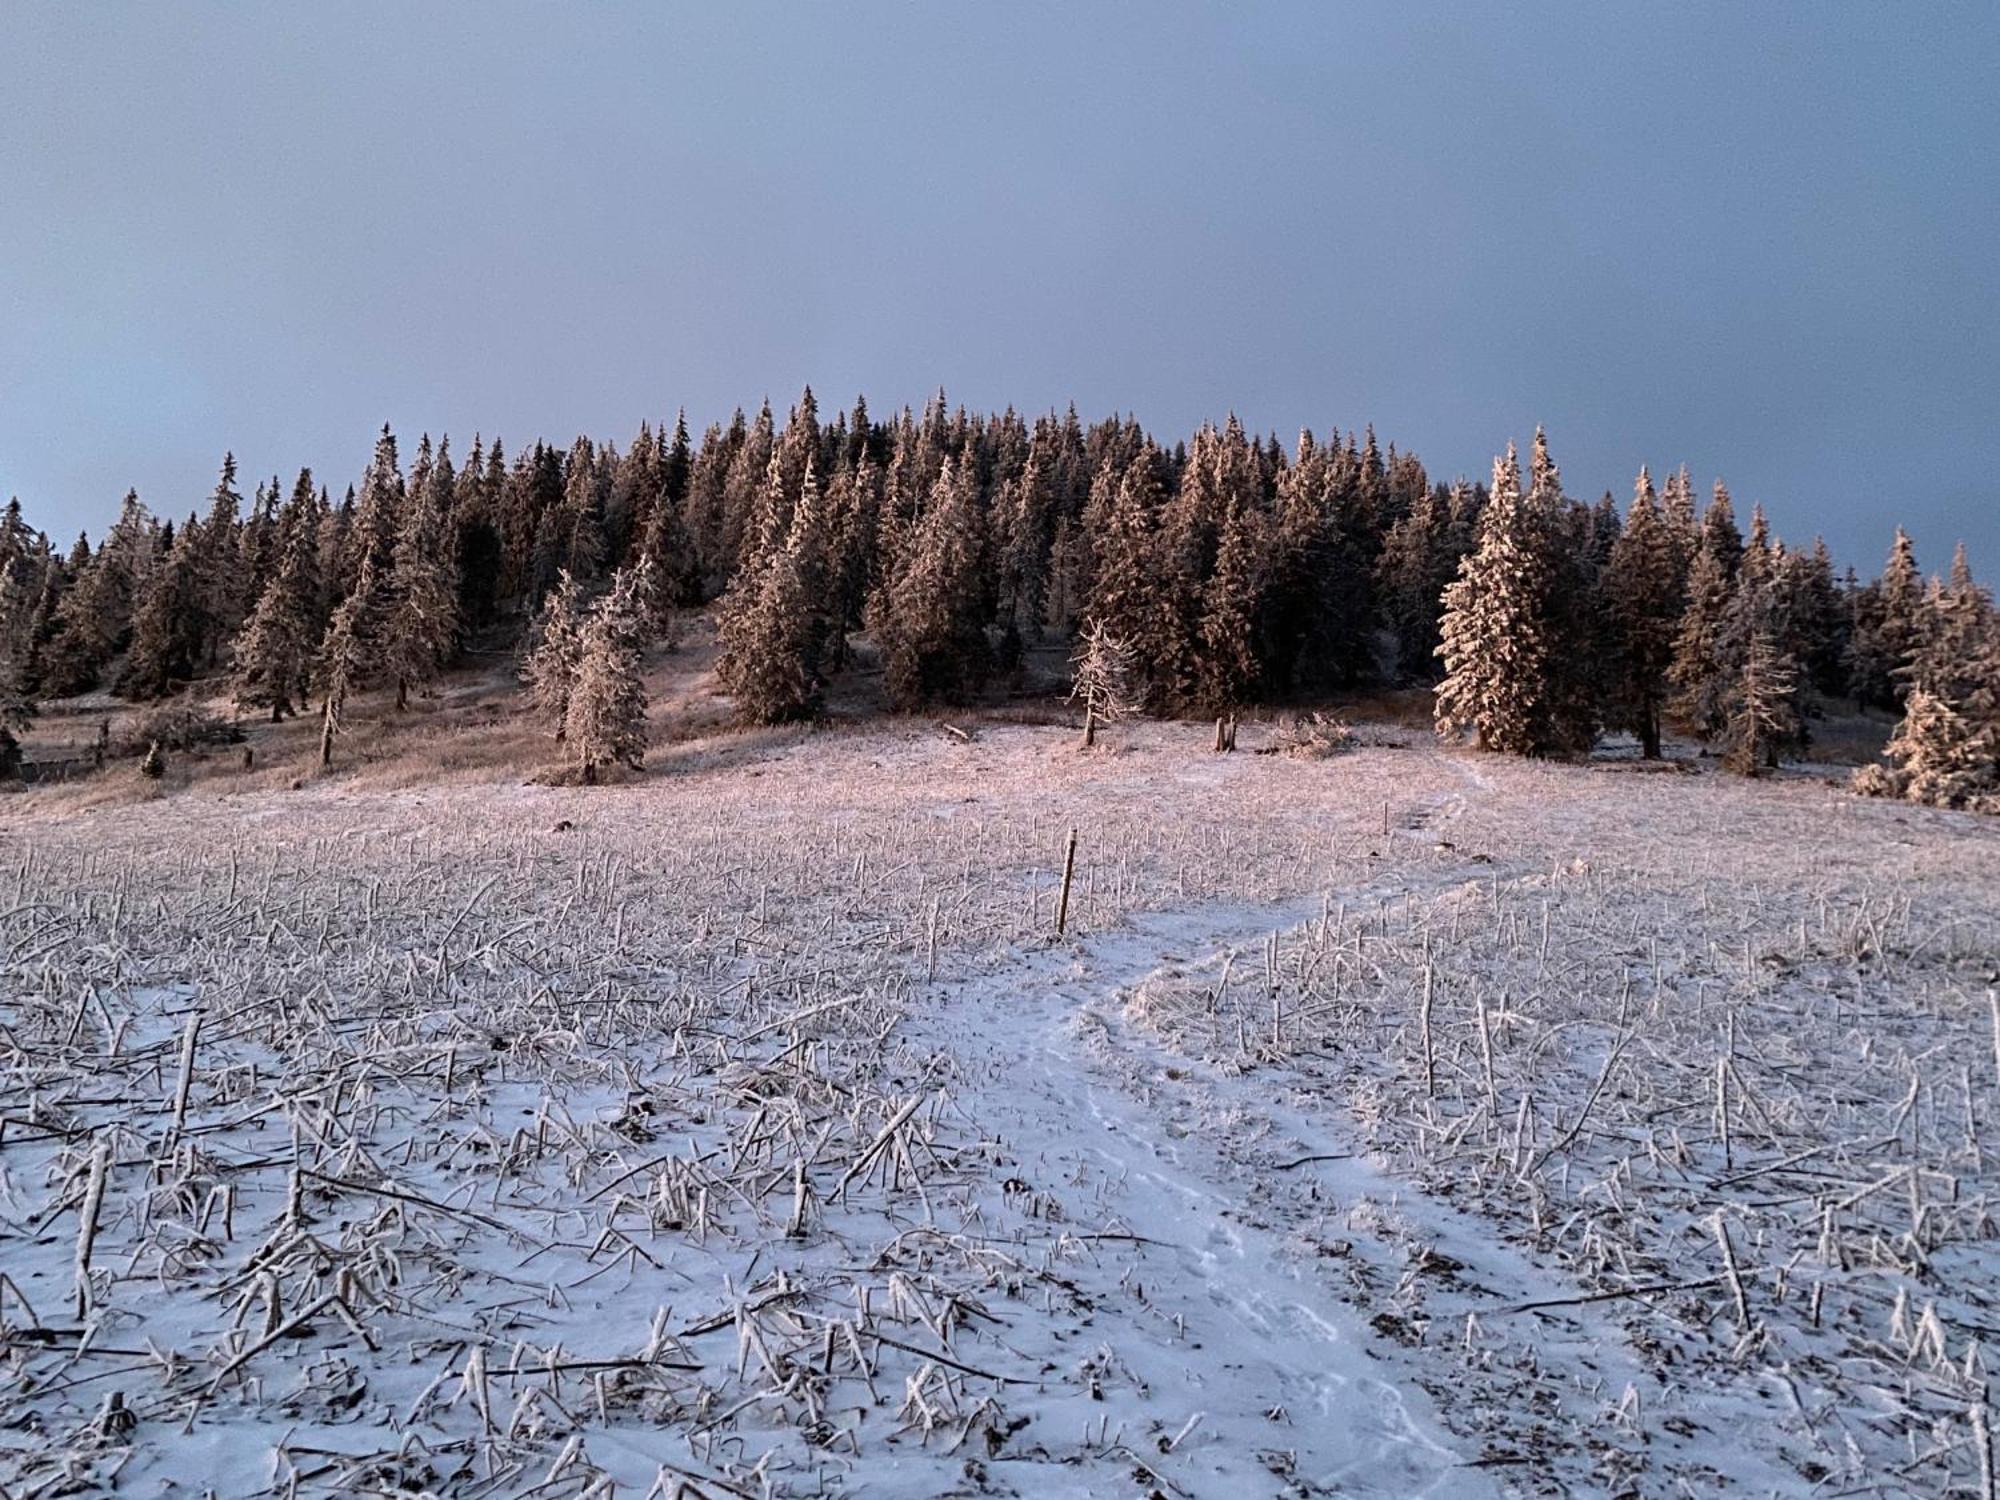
1056,828 -> 1078,937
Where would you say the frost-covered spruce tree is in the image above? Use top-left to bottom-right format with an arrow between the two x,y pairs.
1667,484 -> 1743,739
314,593 -> 370,768
1376,481 -> 1465,682
192,454 -> 245,666
1845,527 -> 1926,708
346,425 -> 405,599
1721,627 -> 1802,776
565,562 -> 651,782
1862,544 -> 2000,810
725,539 -> 822,725
1434,437 -> 1591,756
120,520 -> 202,700
1603,468 -> 1683,757
1070,618 -> 1139,748
1193,496 -> 1262,714
383,439 -> 459,710
1083,456 -> 1172,711
522,570 -> 585,739
872,456 -> 989,709
233,480 -> 324,721
1436,444 -> 1543,753
716,456 -> 825,724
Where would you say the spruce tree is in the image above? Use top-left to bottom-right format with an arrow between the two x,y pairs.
1603,468 -> 1683,757
1377,481 -> 1465,683
1721,628 -> 1802,776
1863,543 -> 2000,810
233,478 -> 323,721
522,571 -> 585,739
383,442 -> 460,709
1668,485 -> 1742,739
1083,455 -> 1172,710
120,520 -> 202,699
717,456 -> 826,724
314,595 -> 370,769
1435,436 -> 1593,757
1845,528 -> 1926,708
1193,496 -> 1262,714
565,563 -> 651,781
194,454 -> 244,665
1714,513 -> 1811,766
873,457 -> 989,709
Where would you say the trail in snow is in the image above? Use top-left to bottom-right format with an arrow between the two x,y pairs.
916,893 -> 1487,1497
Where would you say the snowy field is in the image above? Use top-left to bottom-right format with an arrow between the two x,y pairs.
2,720 -> 1996,1498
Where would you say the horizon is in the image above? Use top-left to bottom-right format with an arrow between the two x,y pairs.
3,4 -> 1995,577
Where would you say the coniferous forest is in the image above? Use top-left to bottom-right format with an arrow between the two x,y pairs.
1,391 -> 1993,809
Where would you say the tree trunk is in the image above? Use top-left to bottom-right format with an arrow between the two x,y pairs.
1082,704 -> 1096,749
1640,708 -> 1661,760
396,678 -> 409,712
319,699 -> 335,768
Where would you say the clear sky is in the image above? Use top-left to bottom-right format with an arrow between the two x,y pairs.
2,4 -> 1994,577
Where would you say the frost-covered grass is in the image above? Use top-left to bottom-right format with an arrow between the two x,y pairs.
0,719 -> 1992,1497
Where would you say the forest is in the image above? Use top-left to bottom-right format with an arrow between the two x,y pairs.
0,390 -> 1993,808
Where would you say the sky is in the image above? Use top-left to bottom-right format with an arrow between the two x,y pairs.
1,4 -> 1995,577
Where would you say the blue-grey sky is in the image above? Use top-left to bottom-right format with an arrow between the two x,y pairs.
2,4 -> 1994,577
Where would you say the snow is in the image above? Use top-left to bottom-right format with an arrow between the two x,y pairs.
1,718 -> 1996,1497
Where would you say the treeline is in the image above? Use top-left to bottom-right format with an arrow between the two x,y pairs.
0,391 -> 1991,803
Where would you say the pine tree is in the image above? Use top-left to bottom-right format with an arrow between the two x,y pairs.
383,442 -> 460,709
1603,468 -> 1683,757
873,457 -> 989,709
233,477 -> 323,721
522,571 -> 585,739
1434,437 -> 1593,757
315,594 -> 370,769
1861,542 -> 2000,810
120,520 -> 202,699
1668,485 -> 1743,739
1870,689 -> 1983,807
717,456 -> 827,725
1712,512 -> 1811,767
1845,528 -> 1925,708
1721,627 -> 1802,776
1083,455 -> 1173,710
1193,496 -> 1262,714
45,492 -> 152,693
348,426 -> 405,600
565,563 -> 651,781
1377,481 -> 1466,682
194,454 -> 244,665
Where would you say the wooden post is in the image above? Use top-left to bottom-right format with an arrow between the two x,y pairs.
1056,828 -> 1079,937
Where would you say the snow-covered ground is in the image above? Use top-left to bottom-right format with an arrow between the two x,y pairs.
1,719 -> 1995,1497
